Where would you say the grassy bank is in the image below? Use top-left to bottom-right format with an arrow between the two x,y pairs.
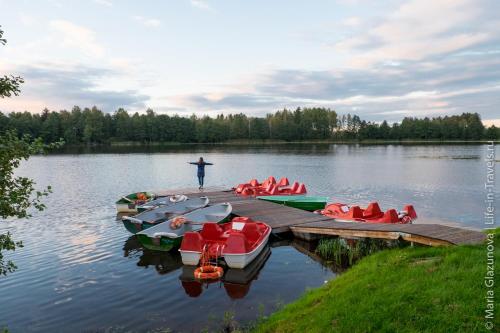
254,230 -> 499,333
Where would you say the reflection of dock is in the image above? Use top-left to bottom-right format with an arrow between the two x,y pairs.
171,188 -> 486,247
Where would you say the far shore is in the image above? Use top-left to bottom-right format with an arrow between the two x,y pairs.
61,139 -> 499,147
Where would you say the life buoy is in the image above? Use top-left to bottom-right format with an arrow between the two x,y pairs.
136,192 -> 148,201
194,265 -> 224,280
170,216 -> 187,229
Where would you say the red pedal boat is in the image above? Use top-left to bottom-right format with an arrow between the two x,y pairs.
180,217 -> 272,269
317,202 -> 417,224
234,176 -> 307,196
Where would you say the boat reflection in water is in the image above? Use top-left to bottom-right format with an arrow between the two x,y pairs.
179,246 -> 271,299
123,235 -> 183,274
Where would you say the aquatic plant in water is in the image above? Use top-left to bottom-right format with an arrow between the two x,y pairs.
315,237 -> 406,267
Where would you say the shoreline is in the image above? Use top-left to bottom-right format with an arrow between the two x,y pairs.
60,139 -> 499,147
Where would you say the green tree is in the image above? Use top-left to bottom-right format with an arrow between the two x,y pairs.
0,27 -> 62,275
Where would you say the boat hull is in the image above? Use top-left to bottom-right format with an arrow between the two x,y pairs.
224,228 -> 271,268
116,203 -> 138,213
122,220 -> 156,234
257,195 -> 327,211
136,233 -> 182,252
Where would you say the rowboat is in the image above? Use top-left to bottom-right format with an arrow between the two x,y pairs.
136,203 -> 233,252
116,192 -> 154,213
317,202 -> 417,224
180,216 -> 271,269
257,195 -> 327,211
136,194 -> 187,212
122,197 -> 209,234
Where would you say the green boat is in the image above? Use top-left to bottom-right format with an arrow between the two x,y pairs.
115,192 -> 155,213
136,203 -> 232,252
257,195 -> 328,211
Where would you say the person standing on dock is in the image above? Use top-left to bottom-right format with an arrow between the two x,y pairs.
188,157 -> 213,190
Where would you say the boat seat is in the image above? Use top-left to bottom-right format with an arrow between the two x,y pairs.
235,184 -> 247,193
294,183 -> 307,194
224,233 -> 249,253
363,202 -> 383,219
278,177 -> 289,187
181,232 -> 203,252
376,209 -> 399,223
289,182 -> 299,192
345,206 -> 363,219
403,205 -> 417,219
267,176 -> 276,184
242,223 -> 262,242
268,184 -> 279,195
249,179 -> 259,187
200,223 -> 224,240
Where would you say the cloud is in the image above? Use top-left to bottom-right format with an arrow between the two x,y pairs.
340,16 -> 361,27
176,49 -> 500,121
0,64 -> 149,112
133,15 -> 161,27
49,20 -> 104,57
190,0 -> 214,12
334,0 -> 495,67
93,0 -> 112,6
167,0 -> 500,121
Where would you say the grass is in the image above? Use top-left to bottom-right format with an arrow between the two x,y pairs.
315,237 -> 406,267
253,230 -> 499,333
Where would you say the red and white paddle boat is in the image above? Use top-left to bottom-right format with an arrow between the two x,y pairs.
316,201 -> 417,224
234,176 -> 307,196
180,217 -> 271,269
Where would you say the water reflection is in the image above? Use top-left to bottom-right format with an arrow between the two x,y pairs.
179,246 -> 271,299
122,233 -> 344,303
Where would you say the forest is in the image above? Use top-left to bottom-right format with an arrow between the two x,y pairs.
0,106 -> 498,144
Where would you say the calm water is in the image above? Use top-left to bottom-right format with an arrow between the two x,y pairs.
1,144 -> 498,332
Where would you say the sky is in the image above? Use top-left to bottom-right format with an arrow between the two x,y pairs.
0,0 -> 499,124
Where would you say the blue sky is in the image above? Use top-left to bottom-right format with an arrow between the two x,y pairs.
1,0 -> 499,123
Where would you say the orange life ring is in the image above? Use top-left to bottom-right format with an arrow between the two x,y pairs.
194,265 -> 224,280
136,192 -> 148,201
170,216 -> 187,229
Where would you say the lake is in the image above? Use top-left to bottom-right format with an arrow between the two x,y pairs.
0,144 -> 497,332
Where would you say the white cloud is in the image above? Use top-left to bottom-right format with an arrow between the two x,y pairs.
340,16 -> 361,27
18,13 -> 36,26
190,0 -> 214,12
49,20 -> 104,58
93,0 -> 112,6
133,15 -> 161,27
335,0 -> 492,67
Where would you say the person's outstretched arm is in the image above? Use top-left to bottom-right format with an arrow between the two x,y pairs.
188,162 -> 197,165
205,162 -> 214,165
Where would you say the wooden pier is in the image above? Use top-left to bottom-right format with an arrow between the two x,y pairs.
160,188 -> 486,247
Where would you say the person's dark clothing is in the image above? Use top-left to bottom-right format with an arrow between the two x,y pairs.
189,161 -> 213,186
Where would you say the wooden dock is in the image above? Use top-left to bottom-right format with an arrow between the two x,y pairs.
160,188 -> 486,247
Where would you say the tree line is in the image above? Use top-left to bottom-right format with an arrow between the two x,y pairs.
0,106 -> 498,144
